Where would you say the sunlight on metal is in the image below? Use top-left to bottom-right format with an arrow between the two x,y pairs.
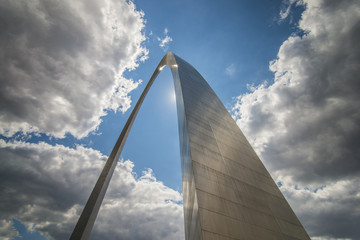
69,52 -> 310,240
69,52 -> 179,240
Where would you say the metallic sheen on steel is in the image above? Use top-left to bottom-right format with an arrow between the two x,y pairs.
70,52 -> 310,240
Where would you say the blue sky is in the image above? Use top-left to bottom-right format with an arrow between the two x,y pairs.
1,0 -> 360,239
92,0 -> 305,191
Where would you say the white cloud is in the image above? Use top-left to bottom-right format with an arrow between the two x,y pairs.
232,0 -> 360,239
225,63 -> 236,76
279,176 -> 360,240
0,140 -> 184,240
279,0 -> 298,22
0,220 -> 17,239
0,0 -> 148,139
157,28 -> 173,49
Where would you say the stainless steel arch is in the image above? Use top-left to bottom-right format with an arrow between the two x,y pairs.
69,52 -> 180,240
70,52 -> 310,240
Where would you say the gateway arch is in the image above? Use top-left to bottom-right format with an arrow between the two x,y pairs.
70,52 -> 310,240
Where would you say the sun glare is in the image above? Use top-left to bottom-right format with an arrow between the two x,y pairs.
170,90 -> 176,103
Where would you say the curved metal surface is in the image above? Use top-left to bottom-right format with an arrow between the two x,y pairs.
69,52 -> 179,240
70,52 -> 310,240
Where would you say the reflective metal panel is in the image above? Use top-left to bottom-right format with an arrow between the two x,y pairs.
170,53 -> 310,240
70,52 -> 310,240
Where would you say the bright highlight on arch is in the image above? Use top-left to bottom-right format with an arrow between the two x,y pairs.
70,52 -> 310,240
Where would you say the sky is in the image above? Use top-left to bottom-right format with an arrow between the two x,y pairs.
0,0 -> 359,239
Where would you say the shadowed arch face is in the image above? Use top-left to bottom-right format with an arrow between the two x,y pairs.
70,53 -> 310,240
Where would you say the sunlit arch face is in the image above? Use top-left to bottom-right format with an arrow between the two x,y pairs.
70,52 -> 310,240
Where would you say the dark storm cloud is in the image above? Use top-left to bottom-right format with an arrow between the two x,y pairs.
233,0 -> 360,239
0,140 -> 184,240
0,0 -> 148,138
